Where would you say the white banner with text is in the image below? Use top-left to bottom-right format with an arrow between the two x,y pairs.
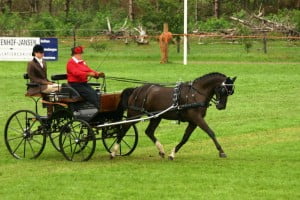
0,37 -> 58,61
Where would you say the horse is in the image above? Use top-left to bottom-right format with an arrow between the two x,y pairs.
111,72 -> 236,160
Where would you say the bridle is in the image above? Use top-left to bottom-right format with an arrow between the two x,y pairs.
188,79 -> 235,106
212,81 -> 235,105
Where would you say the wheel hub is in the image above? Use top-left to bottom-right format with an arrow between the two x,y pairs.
23,129 -> 31,139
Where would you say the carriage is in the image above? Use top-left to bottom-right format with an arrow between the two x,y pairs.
5,72 -> 236,161
4,74 -> 138,161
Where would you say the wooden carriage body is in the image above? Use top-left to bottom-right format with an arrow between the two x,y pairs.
100,93 -> 121,112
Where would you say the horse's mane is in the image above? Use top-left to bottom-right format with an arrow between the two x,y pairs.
194,72 -> 226,83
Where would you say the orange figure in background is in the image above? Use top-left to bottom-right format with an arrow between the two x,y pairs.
159,23 -> 173,64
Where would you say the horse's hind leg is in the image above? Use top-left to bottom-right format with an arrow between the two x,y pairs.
145,118 -> 165,158
169,122 -> 196,160
196,117 -> 226,158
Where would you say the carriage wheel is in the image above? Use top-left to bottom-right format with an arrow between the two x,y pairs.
102,124 -> 138,156
4,110 -> 46,159
49,109 -> 73,152
59,119 -> 96,161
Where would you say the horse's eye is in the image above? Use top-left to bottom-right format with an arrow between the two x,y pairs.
220,87 -> 226,95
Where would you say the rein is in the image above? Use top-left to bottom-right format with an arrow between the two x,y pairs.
105,76 -> 176,86
188,81 -> 217,106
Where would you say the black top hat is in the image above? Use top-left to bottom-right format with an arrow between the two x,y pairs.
32,44 -> 44,56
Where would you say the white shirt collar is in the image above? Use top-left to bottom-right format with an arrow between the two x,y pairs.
72,56 -> 83,63
35,57 -> 43,68
35,57 -> 43,63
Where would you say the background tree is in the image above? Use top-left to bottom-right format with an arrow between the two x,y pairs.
128,0 -> 134,21
28,0 -> 39,13
214,0 -> 220,18
64,0 -> 71,17
48,0 -> 53,14
0,0 -> 12,12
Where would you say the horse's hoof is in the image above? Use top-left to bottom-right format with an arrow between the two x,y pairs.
159,152 -> 165,158
168,156 -> 174,161
219,152 -> 227,158
110,153 -> 115,159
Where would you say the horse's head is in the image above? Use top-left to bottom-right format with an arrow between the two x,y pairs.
214,76 -> 236,110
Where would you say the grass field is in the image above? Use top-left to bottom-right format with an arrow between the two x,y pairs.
0,38 -> 299,199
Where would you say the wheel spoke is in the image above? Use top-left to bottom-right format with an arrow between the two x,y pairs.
108,138 -> 117,150
50,134 -> 59,140
71,143 -> 78,160
78,142 -> 86,159
12,138 -> 25,154
124,134 -> 136,137
27,140 -> 36,156
15,115 -> 24,131
121,138 -> 132,149
7,135 -> 23,142
71,125 -> 79,138
8,126 -> 23,134
23,139 -> 26,158
67,137 -> 75,152
31,138 -> 43,146
28,119 -> 38,131
63,140 -> 77,149
61,134 -> 68,147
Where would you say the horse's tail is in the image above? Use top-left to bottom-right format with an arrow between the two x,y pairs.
114,87 -> 136,120
120,87 -> 136,110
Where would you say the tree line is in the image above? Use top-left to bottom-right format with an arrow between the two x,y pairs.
0,0 -> 299,37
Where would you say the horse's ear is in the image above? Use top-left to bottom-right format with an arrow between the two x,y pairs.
232,76 -> 237,82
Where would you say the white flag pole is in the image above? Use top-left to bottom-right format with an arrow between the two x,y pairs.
183,0 -> 188,65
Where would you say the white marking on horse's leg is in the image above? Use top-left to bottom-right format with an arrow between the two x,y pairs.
110,143 -> 120,158
155,141 -> 165,157
169,148 -> 176,160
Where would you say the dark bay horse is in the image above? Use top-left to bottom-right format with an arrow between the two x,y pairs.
111,72 -> 236,160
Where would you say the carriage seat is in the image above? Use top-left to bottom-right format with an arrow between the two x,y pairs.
24,73 -> 43,97
51,74 -> 101,87
49,74 -> 82,102
50,74 -> 100,103
58,83 -> 84,103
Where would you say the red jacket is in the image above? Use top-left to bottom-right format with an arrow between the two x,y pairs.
66,58 -> 96,83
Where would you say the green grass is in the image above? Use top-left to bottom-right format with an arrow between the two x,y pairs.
0,38 -> 299,199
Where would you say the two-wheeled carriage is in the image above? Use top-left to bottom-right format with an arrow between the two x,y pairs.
4,74 -> 138,161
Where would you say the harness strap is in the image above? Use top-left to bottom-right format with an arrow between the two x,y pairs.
173,82 -> 182,106
173,82 -> 182,123
177,102 -> 208,110
128,105 -> 156,116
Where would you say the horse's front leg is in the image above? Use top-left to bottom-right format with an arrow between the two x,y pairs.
196,117 -> 227,158
169,122 -> 196,160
